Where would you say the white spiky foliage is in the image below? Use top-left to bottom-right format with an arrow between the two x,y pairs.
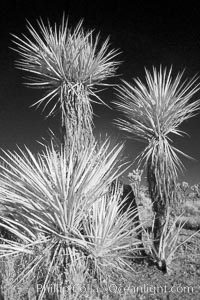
12,17 -> 120,150
114,66 -> 200,253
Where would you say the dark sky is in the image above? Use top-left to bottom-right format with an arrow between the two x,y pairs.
1,0 -> 200,185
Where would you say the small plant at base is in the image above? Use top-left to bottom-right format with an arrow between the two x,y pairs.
146,208 -> 200,274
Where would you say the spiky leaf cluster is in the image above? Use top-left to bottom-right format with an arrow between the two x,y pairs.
114,67 -> 200,205
0,140 -> 140,297
12,18 -> 120,120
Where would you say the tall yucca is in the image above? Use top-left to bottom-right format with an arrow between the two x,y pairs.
12,17 -> 120,150
114,66 -> 200,256
0,139 -> 126,298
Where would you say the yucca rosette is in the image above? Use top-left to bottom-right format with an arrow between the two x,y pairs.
12,17 -> 120,149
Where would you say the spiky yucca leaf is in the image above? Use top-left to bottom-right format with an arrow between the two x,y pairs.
12,17 -> 120,149
0,139 -> 125,298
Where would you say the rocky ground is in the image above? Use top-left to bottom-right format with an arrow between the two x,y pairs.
103,229 -> 200,300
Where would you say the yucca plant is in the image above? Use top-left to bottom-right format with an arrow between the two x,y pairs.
0,139 -> 126,299
0,141 -> 145,299
12,17 -> 120,152
114,66 -> 200,261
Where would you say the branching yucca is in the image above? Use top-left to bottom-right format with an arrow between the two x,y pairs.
114,66 -> 200,258
12,17 -> 120,151
0,139 -> 126,299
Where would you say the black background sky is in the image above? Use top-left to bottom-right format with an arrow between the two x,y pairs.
1,0 -> 200,185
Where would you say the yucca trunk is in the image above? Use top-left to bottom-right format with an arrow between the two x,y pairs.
147,162 -> 167,250
147,141 -> 176,258
60,83 -> 95,154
